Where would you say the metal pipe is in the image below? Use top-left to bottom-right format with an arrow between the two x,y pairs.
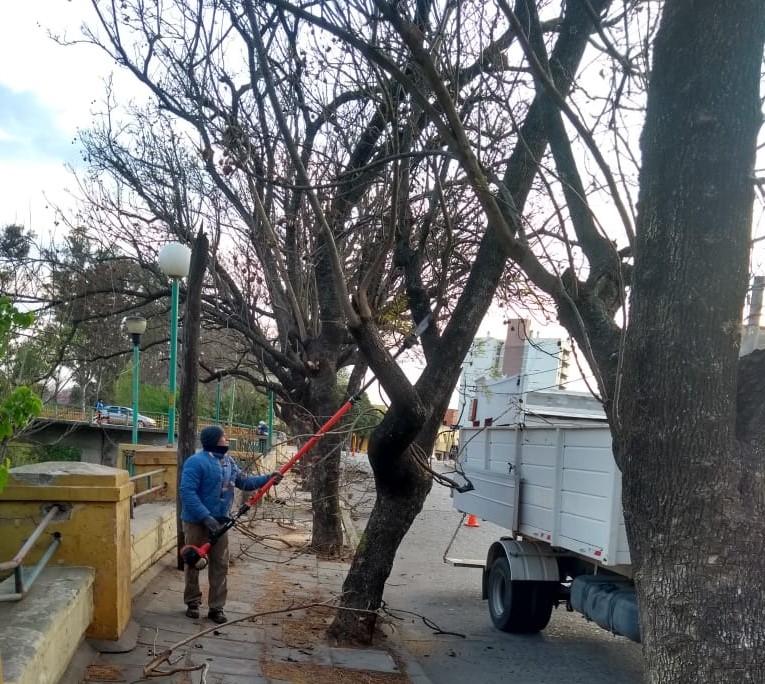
133,483 -> 167,501
0,505 -> 61,571
20,533 -> 62,590
0,533 -> 62,602
131,339 -> 140,450
216,373 -> 222,424
267,389 -> 274,452
129,468 -> 166,482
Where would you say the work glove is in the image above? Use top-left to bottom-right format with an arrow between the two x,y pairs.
269,471 -> 284,484
202,516 -> 221,534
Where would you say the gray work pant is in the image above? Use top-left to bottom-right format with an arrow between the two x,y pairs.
183,521 -> 229,611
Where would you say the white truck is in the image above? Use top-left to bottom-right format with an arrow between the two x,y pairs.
451,391 -> 639,642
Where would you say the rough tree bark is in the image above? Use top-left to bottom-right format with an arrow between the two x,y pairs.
615,3 -> 765,681
301,334 -> 346,554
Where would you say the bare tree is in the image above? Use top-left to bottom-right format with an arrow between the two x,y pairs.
69,0 -> 615,617
64,0 -> 489,554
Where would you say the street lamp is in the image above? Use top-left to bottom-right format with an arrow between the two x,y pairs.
157,242 -> 191,447
215,370 -> 223,425
123,315 -> 147,475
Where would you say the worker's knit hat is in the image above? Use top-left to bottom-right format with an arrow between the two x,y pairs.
200,425 -> 224,451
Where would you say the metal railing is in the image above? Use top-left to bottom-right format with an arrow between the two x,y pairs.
0,504 -> 63,602
37,403 -> 266,440
129,468 -> 168,518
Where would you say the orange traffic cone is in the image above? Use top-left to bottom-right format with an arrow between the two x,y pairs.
464,514 -> 480,528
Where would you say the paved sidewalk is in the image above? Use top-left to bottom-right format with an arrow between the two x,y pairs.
71,483 -> 432,684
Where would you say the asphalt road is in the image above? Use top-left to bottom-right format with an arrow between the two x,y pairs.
343,458 -> 645,684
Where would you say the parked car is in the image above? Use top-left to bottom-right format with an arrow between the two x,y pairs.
103,405 -> 157,428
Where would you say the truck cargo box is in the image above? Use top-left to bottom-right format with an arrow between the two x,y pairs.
453,423 -> 631,567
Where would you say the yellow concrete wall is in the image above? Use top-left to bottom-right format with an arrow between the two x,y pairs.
0,462 -> 133,641
130,502 -> 177,581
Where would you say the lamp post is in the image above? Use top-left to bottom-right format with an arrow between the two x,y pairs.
215,370 -> 223,425
157,242 -> 191,447
267,389 -> 274,452
123,315 -> 147,475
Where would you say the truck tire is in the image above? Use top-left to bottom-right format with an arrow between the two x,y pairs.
487,557 -> 555,633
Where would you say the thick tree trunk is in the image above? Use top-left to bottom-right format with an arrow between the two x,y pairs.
303,337 -> 345,554
617,4 -> 765,681
327,440 -> 431,643
310,439 -> 343,555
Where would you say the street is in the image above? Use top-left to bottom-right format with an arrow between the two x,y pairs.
344,458 -> 645,684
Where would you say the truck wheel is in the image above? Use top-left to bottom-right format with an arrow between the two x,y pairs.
487,557 -> 555,633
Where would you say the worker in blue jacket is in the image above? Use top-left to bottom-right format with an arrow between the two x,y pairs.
180,425 -> 282,623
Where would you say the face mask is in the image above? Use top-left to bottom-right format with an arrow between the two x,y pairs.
216,445 -> 229,455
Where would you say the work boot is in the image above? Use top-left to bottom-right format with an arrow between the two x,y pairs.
185,603 -> 200,619
207,609 -> 227,624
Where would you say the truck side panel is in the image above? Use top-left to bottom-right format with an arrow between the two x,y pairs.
454,423 -> 632,566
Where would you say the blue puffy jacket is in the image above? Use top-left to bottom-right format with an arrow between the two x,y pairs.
180,449 -> 272,523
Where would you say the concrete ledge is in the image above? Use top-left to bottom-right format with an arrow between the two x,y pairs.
130,502 -> 177,582
0,566 -> 94,684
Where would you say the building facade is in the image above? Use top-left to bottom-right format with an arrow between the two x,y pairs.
457,318 -> 592,427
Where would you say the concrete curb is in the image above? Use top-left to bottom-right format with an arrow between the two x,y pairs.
58,639 -> 99,684
390,641 -> 436,684
131,548 -> 175,600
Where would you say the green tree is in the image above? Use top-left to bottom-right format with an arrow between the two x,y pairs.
220,383 -> 268,426
10,327 -> 62,390
0,224 -> 32,260
111,364 -> 168,414
36,226 -> 168,407
0,224 -> 34,295
0,296 -> 43,489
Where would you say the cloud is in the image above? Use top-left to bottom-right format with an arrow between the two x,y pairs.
0,83 -> 77,163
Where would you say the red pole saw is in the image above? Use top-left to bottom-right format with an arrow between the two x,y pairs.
180,316 -> 431,569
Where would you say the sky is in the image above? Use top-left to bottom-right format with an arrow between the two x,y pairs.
0,3 -> 581,412
0,2 -> 115,228
5,5 -> 765,254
